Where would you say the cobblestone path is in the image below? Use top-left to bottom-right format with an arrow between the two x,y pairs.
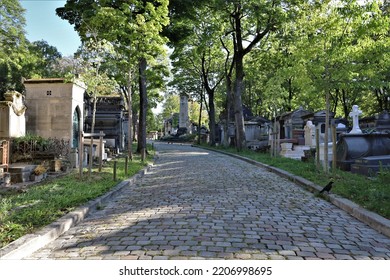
26,143 -> 390,260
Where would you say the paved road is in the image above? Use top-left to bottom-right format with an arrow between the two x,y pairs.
26,143 -> 390,260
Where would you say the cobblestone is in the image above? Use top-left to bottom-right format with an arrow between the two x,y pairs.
25,143 -> 390,260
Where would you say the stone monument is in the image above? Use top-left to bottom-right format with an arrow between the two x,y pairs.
304,120 -> 316,147
24,78 -> 85,148
179,93 -> 189,130
0,91 -> 27,138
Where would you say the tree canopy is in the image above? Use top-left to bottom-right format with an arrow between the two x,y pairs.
1,0 -> 389,152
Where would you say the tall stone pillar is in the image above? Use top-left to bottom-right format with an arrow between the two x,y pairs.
179,94 -> 189,129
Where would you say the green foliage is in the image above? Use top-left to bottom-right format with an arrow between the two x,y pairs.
0,0 -> 28,95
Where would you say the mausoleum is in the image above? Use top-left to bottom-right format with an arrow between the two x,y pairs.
24,78 -> 85,149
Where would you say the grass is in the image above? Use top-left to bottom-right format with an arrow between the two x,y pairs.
0,146 -> 154,249
203,145 -> 390,220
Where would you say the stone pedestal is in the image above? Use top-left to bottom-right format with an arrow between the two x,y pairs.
319,143 -> 333,167
280,143 -> 296,158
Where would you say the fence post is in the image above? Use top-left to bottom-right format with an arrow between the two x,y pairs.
98,131 -> 103,172
113,161 -> 117,181
316,128 -> 320,168
89,136 -> 93,177
79,131 -> 84,179
125,156 -> 129,176
332,124 -> 337,172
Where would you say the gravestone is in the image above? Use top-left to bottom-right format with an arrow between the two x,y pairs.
304,120 -> 316,147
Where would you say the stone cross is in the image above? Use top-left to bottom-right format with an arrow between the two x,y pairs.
349,105 -> 362,134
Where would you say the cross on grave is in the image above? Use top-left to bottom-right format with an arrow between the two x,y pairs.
349,105 -> 363,134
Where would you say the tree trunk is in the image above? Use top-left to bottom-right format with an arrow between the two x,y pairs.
224,74 -> 233,147
137,57 -> 147,161
197,88 -> 203,145
234,52 -> 246,151
207,89 -> 216,146
127,69 -> 133,160
324,90 -> 330,173
232,5 -> 246,151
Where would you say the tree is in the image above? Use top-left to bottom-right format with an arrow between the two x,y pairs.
0,0 -> 28,96
77,37 -> 118,134
219,1 -> 299,151
161,94 -> 180,119
57,0 -> 170,160
169,6 -> 226,146
23,40 -> 63,78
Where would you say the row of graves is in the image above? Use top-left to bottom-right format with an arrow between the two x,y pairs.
217,105 -> 390,176
0,78 -> 128,187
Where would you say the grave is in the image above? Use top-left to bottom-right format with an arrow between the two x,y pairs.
245,116 -> 270,150
277,106 -> 312,143
336,106 -> 390,174
275,107 -> 312,159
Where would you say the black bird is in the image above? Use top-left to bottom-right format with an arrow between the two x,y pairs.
319,181 -> 334,194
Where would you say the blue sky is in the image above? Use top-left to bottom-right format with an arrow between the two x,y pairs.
20,0 -> 81,56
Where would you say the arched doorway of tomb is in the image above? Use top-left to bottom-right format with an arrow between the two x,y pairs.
72,106 -> 81,148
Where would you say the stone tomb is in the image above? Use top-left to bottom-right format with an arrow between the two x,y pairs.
24,78 -> 85,149
278,107 -> 312,143
336,107 -> 390,174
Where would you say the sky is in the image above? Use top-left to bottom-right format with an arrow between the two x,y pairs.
20,0 -> 81,56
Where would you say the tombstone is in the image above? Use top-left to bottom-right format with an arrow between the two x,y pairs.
0,91 -> 26,138
349,105 -> 363,134
304,120 -> 316,147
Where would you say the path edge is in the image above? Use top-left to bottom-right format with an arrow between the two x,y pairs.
198,146 -> 390,238
0,159 -> 156,260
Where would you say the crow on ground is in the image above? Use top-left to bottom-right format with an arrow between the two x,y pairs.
319,181 -> 334,194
